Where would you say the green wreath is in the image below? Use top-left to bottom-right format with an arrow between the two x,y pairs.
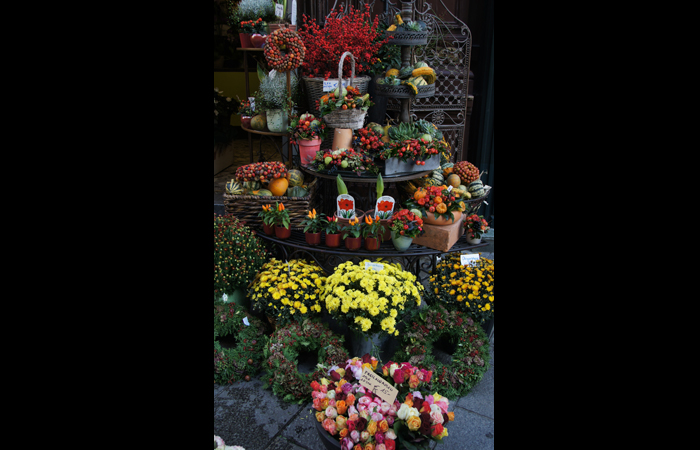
263,318 -> 349,404
214,302 -> 268,385
393,304 -> 491,399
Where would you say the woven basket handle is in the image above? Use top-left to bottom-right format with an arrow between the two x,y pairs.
338,51 -> 356,88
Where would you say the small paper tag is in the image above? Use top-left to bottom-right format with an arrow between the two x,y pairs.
447,185 -> 454,192
248,97 -> 255,111
222,293 -> 229,303
269,69 -> 277,79
275,3 -> 284,18
322,79 -> 350,92
243,317 -> 250,327
359,369 -> 398,405
461,254 -> 480,266
365,262 -> 384,272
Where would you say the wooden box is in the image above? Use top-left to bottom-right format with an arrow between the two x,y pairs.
413,214 -> 465,252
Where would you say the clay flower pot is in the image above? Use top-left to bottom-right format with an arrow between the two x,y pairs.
239,33 -> 253,48
305,232 -> 322,246
325,233 -> 342,248
422,210 -> 463,226
241,116 -> 252,129
364,236 -> 381,251
275,225 -> 291,240
365,209 -> 392,242
334,210 -> 365,229
263,223 -> 276,236
345,236 -> 362,251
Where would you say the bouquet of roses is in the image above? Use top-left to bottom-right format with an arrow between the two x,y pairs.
380,362 -> 433,396
312,354 -> 454,450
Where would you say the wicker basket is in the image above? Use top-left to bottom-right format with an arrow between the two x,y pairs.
223,182 -> 318,231
319,52 -> 370,130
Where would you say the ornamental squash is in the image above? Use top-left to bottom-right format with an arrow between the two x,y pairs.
268,177 -> 289,197
253,189 -> 273,196
386,68 -> 400,77
467,180 -> 485,198
287,169 -> 304,187
387,24 -> 397,32
286,186 -> 308,198
243,180 -> 261,193
407,76 -> 427,86
447,174 -> 461,188
225,180 -> 244,195
436,203 -> 448,214
414,61 -> 429,69
398,66 -> 414,80
414,188 -> 427,201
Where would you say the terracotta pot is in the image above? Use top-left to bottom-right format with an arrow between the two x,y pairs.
325,233 -> 342,248
364,237 -> 381,251
239,33 -> 253,48
262,223 -> 276,235
275,225 -> 291,239
305,232 -> 322,246
334,210 -> 365,229
345,236 -> 362,251
422,210 -> 463,226
241,116 -> 252,129
298,137 -> 322,168
365,209 -> 392,242
331,128 -> 353,151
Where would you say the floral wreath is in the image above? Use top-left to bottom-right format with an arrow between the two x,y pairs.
264,28 -> 306,72
263,318 -> 349,404
214,302 -> 268,385
393,304 -> 491,399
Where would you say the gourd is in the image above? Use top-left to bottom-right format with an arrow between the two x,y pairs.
387,24 -> 397,32
412,67 -> 436,84
385,68 -> 400,77
225,181 -> 244,195
414,61 -> 430,69
398,66 -> 414,80
268,177 -> 289,197
447,174 -> 461,188
430,170 -> 444,185
286,186 -> 308,198
436,203 -> 448,214
243,180 -> 261,193
407,76 -> 427,86
287,169 -> 304,187
467,180 -> 485,198
253,189 -> 273,196
401,81 -> 418,95
395,13 -> 404,26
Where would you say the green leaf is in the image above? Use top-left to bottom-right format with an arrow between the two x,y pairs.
257,63 -> 267,83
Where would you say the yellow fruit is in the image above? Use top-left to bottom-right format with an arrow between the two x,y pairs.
447,174 -> 461,188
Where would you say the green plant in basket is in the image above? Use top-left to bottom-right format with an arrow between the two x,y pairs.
214,214 -> 268,301
428,254 -> 495,324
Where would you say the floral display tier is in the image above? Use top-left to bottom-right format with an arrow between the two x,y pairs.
255,229 -> 487,286
299,166 -> 432,213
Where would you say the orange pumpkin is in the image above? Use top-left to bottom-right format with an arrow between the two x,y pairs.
436,203 -> 448,214
414,188 -> 428,201
434,196 -> 444,204
443,167 -> 454,178
268,177 -> 289,197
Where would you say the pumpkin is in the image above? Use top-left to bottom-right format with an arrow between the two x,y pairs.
434,196 -> 444,205
386,68 -> 400,77
442,167 -> 454,178
225,181 -> 244,195
468,180 -> 485,198
268,177 -> 289,197
436,203 -> 448,214
447,174 -> 461,188
286,186 -> 308,198
250,114 -> 267,131
287,169 -> 304,187
243,180 -> 261,193
253,189 -> 273,196
414,188 -> 428,201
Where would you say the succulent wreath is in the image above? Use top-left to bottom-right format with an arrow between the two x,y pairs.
214,302 -> 268,385
392,304 -> 491,399
264,27 -> 306,72
263,318 -> 349,404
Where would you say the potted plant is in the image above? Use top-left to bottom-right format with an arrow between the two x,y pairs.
258,203 -> 277,235
213,214 -> 269,305
464,214 -> 490,244
230,0 -> 276,46
324,215 -> 342,248
288,112 -> 327,168
341,217 -> 362,251
267,0 -> 297,33
236,95 -> 255,129
299,208 -> 327,246
387,209 -> 424,252
361,214 -> 385,251
405,185 -> 464,226
255,69 -> 299,133
272,202 -> 291,239
310,147 -> 378,176
237,17 -> 266,47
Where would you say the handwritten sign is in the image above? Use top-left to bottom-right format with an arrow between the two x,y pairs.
460,254 -> 480,266
365,262 -> 384,272
323,79 -> 351,92
359,369 -> 398,405
275,3 -> 284,18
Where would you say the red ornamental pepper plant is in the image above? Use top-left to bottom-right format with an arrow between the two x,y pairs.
298,4 -> 391,79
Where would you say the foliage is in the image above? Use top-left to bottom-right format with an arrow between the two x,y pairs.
300,209 -> 328,234
361,214 -> 386,240
263,318 -> 349,403
428,254 -> 495,324
213,302 -> 268,385
213,214 -> 268,299
404,185 -> 463,223
320,260 -> 424,336
254,69 -> 299,112
317,85 -> 373,117
230,0 -> 276,23
340,216 -> 362,239
249,258 -> 326,325
298,4 -> 391,79
236,96 -> 255,116
288,112 -> 327,142
387,209 -> 424,239
393,304 -> 491,399
464,214 -> 490,240
311,147 -> 379,176
325,215 -> 342,235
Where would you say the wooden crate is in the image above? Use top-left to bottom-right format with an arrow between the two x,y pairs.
413,214 -> 466,252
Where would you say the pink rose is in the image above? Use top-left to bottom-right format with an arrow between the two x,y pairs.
350,430 -> 360,443
323,418 -> 338,435
326,406 -> 338,419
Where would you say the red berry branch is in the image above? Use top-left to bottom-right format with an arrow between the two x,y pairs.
298,4 -> 391,79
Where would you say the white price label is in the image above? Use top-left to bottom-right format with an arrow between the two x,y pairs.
365,262 -> 385,272
460,254 -> 480,266
275,3 -> 284,18
243,317 -> 250,327
322,79 -> 350,92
